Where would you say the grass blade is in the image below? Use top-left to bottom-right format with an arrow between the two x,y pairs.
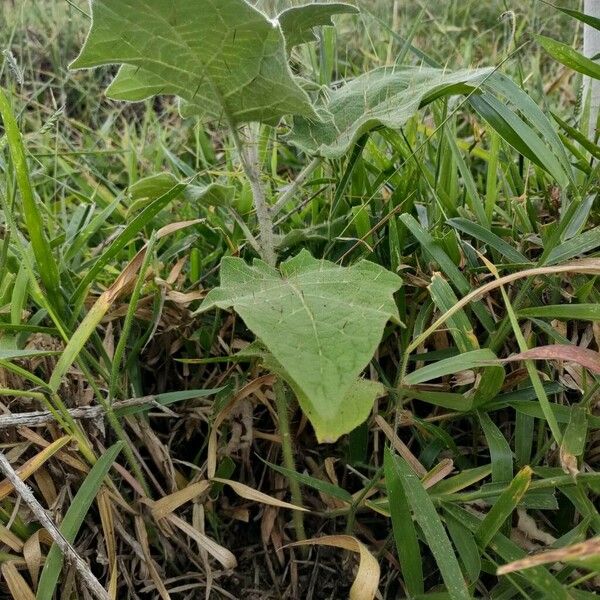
36,441 -> 123,600
0,88 -> 63,312
475,466 -> 532,548
384,447 -> 424,596
519,304 -> 600,321
387,451 -> 471,600
404,349 -> 497,385
447,218 -> 529,264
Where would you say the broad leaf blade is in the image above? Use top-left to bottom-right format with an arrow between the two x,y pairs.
71,0 -> 317,125
198,250 -> 401,442
278,3 -> 359,48
287,65 -> 494,158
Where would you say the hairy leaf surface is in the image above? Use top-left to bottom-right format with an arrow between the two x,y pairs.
287,66 -> 494,157
278,3 -> 359,49
71,0 -> 317,125
198,250 -> 401,442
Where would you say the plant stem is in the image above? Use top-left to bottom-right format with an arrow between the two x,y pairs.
273,379 -> 306,543
230,125 -> 276,265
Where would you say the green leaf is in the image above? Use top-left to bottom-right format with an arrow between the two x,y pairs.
443,504 -> 569,600
71,0 -> 317,125
478,412 -> 512,483
129,173 -> 233,207
429,465 -> 492,496
386,451 -> 472,600
400,388 -> 473,412
36,442 -> 124,600
0,90 -> 63,313
475,466 -> 532,549
546,225 -> 600,264
384,448 -> 424,596
469,92 -> 571,187
537,35 -> 600,80
428,274 -> 479,354
0,348 -> 60,361
520,304 -> 600,321
399,214 -> 495,332
552,112 -> 600,160
447,218 -> 529,264
553,6 -> 600,31
278,3 -> 358,48
404,349 -> 497,386
481,72 -> 572,184
262,456 -> 353,503
288,65 -> 493,158
198,250 -> 401,442
115,388 -> 224,417
560,406 -> 588,474
445,514 -> 481,584
506,400 -> 600,429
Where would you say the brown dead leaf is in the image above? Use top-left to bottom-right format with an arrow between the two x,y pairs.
211,478 -> 308,512
97,488 -> 118,600
151,480 -> 211,521
166,514 -> 237,570
375,415 -> 426,476
0,436 -> 71,500
287,535 -> 380,600
1,562 -> 36,600
207,375 -> 275,478
134,515 -> 172,600
157,219 -> 204,240
0,524 -> 23,552
500,345 -> 600,374
23,531 -> 42,589
498,536 -> 600,575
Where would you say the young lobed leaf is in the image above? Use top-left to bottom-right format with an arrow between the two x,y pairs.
71,0 -> 319,125
197,250 -> 401,442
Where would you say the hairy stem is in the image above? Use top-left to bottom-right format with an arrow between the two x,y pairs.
230,125 -> 276,265
273,379 -> 306,543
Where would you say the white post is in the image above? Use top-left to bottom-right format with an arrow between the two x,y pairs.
583,0 -> 600,137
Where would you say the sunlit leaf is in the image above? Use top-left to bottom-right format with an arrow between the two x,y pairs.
198,250 -> 401,442
71,0 -> 317,125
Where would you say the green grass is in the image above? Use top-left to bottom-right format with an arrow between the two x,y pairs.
0,0 -> 599,598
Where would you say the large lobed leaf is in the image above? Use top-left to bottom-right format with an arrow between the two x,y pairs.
71,0 -> 322,125
287,65 -> 494,158
198,250 -> 402,442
